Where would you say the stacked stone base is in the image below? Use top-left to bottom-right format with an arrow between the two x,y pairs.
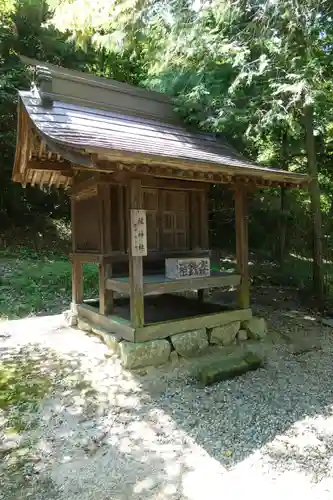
67,311 -> 268,370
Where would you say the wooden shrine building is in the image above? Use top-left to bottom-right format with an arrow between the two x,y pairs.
13,57 -> 309,343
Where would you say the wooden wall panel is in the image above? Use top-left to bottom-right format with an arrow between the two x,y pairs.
107,180 -> 208,256
74,195 -> 101,252
109,184 -> 127,252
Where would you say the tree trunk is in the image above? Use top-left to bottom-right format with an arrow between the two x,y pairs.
278,186 -> 287,263
278,130 -> 289,263
304,103 -> 325,305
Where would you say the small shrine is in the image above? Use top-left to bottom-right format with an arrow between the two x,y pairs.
12,57 -> 309,361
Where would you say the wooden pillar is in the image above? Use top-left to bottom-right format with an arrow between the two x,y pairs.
197,190 -> 209,302
200,189 -> 209,250
118,184 -> 125,253
128,178 -> 144,328
99,261 -> 113,315
72,259 -> 83,307
190,191 -> 200,250
71,196 -> 83,309
235,186 -> 250,309
98,184 -> 113,315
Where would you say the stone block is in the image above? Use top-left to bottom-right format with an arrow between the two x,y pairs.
321,318 -> 333,327
77,319 -> 92,333
91,326 -> 106,340
237,329 -> 248,341
169,350 -> 179,364
91,326 -> 121,354
171,329 -> 208,357
103,333 -> 121,355
63,309 -> 78,327
243,317 -> 267,340
210,321 -> 241,346
196,352 -> 263,386
291,337 -> 322,355
119,339 -> 171,369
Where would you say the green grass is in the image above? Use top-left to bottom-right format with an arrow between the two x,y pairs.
0,248 -> 98,320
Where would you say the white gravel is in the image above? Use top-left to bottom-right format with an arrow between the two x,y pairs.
1,313 -> 333,500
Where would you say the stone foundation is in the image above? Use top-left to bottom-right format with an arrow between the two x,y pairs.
71,311 -> 268,370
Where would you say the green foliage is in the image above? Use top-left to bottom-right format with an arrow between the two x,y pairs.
2,0 -> 333,301
0,0 -> 145,230
0,251 -> 98,319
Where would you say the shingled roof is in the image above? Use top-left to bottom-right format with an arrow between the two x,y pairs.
13,57 -> 309,189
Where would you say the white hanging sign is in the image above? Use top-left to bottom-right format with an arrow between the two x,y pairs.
130,209 -> 148,257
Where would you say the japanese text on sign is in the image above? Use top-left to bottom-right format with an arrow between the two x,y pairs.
130,209 -> 147,256
178,259 -> 210,278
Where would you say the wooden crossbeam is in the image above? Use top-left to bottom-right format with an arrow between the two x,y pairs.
70,175 -> 99,198
26,159 -> 72,172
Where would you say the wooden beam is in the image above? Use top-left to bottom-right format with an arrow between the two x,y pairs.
99,262 -> 113,315
49,172 -> 57,187
72,259 -> 83,308
200,190 -> 209,249
103,248 -> 211,264
135,308 -> 252,342
98,184 -> 113,315
128,178 -> 144,328
71,175 -> 99,197
102,184 -> 112,254
76,160 -> 283,188
99,172 -> 208,192
118,185 -> 126,253
142,273 -> 241,296
235,186 -> 250,309
100,160 -> 303,188
30,171 -> 38,187
71,198 -> 83,308
55,175 -> 62,188
105,277 -> 129,294
70,252 -> 102,264
93,148 -> 309,186
27,159 -> 72,171
105,272 -> 240,296
190,191 -> 200,249
77,304 -> 135,342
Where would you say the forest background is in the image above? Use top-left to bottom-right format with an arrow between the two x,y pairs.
1,0 -> 333,317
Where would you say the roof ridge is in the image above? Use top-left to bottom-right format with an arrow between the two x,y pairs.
20,56 -> 172,105
20,56 -> 177,123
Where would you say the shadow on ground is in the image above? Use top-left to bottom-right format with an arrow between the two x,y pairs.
1,301 -> 333,499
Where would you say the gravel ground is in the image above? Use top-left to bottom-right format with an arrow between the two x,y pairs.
1,310 -> 333,500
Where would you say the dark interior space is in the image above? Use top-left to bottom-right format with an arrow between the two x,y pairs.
86,293 -> 231,324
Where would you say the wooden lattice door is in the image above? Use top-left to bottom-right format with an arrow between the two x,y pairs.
161,190 -> 189,251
